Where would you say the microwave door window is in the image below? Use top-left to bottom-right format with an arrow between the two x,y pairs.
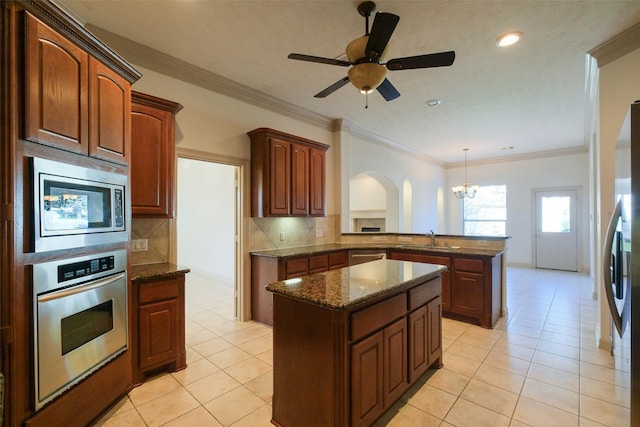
43,181 -> 112,232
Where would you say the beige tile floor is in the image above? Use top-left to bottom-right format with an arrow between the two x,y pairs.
94,267 -> 630,426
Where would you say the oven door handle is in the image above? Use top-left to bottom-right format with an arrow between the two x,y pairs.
38,272 -> 126,303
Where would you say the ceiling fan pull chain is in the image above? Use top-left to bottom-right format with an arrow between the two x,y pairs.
365,92 -> 369,109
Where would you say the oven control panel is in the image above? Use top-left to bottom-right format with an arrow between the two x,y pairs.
58,255 -> 115,283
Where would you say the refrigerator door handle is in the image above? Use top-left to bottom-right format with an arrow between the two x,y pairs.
603,199 -> 624,337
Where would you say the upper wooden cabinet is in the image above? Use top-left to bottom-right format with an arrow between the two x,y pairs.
130,91 -> 183,218
25,13 -> 89,153
88,58 -> 131,164
24,13 -> 136,165
248,128 -> 329,217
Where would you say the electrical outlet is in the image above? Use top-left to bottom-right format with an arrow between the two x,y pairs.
477,240 -> 488,247
131,239 -> 148,252
372,235 -> 387,241
315,229 -> 324,238
280,231 -> 285,241
398,236 -> 413,242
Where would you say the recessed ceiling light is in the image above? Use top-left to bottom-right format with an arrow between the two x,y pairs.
425,99 -> 441,106
496,31 -> 522,47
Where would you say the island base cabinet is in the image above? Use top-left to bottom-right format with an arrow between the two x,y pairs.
351,332 -> 384,427
351,317 -> 407,427
271,274 -> 442,427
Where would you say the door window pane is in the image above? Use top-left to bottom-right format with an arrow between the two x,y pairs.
541,196 -> 570,232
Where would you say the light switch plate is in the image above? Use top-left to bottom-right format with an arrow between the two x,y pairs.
131,239 -> 148,252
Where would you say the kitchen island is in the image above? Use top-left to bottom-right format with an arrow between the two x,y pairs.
267,259 -> 446,427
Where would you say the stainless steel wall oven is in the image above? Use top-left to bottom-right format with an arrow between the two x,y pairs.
32,249 -> 128,410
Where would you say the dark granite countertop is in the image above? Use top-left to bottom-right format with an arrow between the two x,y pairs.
250,242 -> 504,258
130,263 -> 190,282
266,259 -> 446,310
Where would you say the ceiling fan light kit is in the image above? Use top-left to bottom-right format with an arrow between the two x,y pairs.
288,1 -> 456,103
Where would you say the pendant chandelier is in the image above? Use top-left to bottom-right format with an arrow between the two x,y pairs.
451,148 -> 478,199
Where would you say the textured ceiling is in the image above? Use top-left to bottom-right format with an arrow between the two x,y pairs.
60,0 -> 640,163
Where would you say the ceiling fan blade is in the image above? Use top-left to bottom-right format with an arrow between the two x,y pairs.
288,53 -> 351,67
365,12 -> 400,60
386,51 -> 456,70
376,78 -> 400,101
314,76 -> 350,98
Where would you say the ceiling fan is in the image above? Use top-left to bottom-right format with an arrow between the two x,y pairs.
288,1 -> 456,103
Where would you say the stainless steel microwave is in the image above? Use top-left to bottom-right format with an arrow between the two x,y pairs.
31,157 -> 128,252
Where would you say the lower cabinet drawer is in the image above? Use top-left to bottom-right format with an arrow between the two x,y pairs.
139,278 -> 179,304
408,277 -> 441,311
351,293 -> 406,342
454,257 -> 484,273
285,257 -> 309,278
309,254 -> 329,273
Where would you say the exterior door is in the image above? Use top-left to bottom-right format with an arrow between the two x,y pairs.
535,189 -> 578,271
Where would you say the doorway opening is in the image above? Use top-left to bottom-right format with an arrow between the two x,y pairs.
534,188 -> 579,271
176,150 -> 243,319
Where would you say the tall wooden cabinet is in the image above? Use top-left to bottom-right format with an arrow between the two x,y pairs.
131,92 -> 183,217
248,128 -> 329,217
1,1 -> 141,426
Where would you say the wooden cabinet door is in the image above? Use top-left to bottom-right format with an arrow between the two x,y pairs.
139,299 -> 178,370
452,271 -> 484,316
89,58 -> 131,165
408,305 -> 428,383
383,318 -> 408,406
351,332 -> 384,427
290,143 -> 309,215
309,147 -> 326,216
131,102 -> 173,216
427,296 -> 442,366
269,138 -> 291,215
25,13 -> 88,153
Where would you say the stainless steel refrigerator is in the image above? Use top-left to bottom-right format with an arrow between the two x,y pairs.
603,101 -> 640,426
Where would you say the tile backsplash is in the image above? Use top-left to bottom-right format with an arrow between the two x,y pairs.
132,214 -> 339,265
131,217 -> 172,265
248,214 -> 338,252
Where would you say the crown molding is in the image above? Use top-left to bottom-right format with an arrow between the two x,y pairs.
445,145 -> 589,169
589,21 -> 640,67
336,119 -> 445,167
85,24 -> 334,131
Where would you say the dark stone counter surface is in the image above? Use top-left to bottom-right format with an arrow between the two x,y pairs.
266,259 -> 446,310
130,263 -> 190,282
250,242 -> 504,258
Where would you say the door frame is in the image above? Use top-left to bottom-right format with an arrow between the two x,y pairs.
174,147 -> 250,320
531,186 -> 583,272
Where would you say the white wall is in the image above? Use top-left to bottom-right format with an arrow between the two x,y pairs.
446,151 -> 591,271
341,129 -> 446,234
177,158 -> 235,282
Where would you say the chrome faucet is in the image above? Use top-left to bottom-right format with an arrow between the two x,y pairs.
429,229 -> 436,246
